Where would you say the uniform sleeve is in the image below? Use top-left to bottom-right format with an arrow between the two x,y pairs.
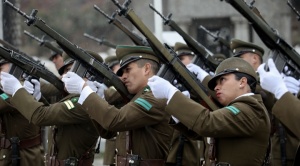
40,81 -> 61,96
81,91 -> 168,132
10,88 -> 91,126
272,92 -> 300,139
166,91 -> 263,137
169,121 -> 202,140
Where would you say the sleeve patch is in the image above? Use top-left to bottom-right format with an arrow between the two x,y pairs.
64,100 -> 75,110
225,106 -> 240,115
0,93 -> 9,100
134,98 -> 152,111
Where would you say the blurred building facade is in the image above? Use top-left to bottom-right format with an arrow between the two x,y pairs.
132,0 -> 295,58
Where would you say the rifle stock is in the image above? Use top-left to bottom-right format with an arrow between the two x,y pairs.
112,0 -> 219,110
0,45 -> 64,91
93,4 -> 149,46
4,0 -> 133,101
225,0 -> 300,79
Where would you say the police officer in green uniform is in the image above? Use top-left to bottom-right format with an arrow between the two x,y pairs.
230,39 -> 276,110
166,42 -> 201,166
0,59 -> 44,166
48,41 -> 64,70
174,42 -> 195,66
103,56 -> 125,107
258,58 -> 300,139
230,39 -> 264,71
231,39 -> 299,166
148,57 -> 271,165
0,52 -> 107,166
39,51 -> 71,104
62,45 -> 174,166
102,56 -> 121,166
258,59 -> 300,165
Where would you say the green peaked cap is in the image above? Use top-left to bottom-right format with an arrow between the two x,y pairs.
174,42 -> 194,57
116,45 -> 159,76
230,39 -> 264,57
208,57 -> 257,90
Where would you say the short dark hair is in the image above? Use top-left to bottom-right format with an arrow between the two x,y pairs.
234,72 -> 257,92
135,59 -> 159,74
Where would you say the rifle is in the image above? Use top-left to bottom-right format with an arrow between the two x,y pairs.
93,4 -> 149,46
199,25 -> 231,49
287,0 -> 300,21
0,39 -> 30,57
3,0 -> 133,101
0,45 -> 64,91
83,33 -> 117,48
224,0 -> 300,79
149,4 -> 219,72
111,0 -> 219,110
23,30 -> 63,55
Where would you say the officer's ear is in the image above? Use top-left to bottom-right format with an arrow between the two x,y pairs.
252,53 -> 260,64
143,63 -> 152,76
239,77 -> 248,89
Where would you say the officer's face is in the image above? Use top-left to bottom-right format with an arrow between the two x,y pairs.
52,54 -> 64,70
0,63 -> 11,73
239,53 -> 257,70
63,63 -> 74,75
112,64 -> 120,74
214,73 -> 243,106
179,55 -> 194,66
121,62 -> 148,94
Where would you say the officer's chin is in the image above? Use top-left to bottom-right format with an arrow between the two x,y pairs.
127,87 -> 137,95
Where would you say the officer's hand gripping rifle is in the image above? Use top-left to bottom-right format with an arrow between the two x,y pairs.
224,0 -> 300,79
199,25 -> 231,50
111,0 -> 219,110
149,4 -> 219,73
83,33 -> 117,49
0,45 -> 64,91
23,30 -> 63,55
93,4 -> 149,46
3,0 -> 133,101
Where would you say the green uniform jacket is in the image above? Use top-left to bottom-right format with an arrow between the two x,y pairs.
273,92 -> 300,139
40,81 -> 65,104
271,92 -> 300,165
102,87 -> 123,165
166,91 -> 270,166
81,86 -> 174,160
10,88 -> 100,161
0,94 -> 44,166
256,85 -> 299,165
166,129 -> 200,166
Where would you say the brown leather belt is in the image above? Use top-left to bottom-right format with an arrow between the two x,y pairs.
116,155 -> 165,166
0,134 -> 41,149
46,155 -> 94,166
